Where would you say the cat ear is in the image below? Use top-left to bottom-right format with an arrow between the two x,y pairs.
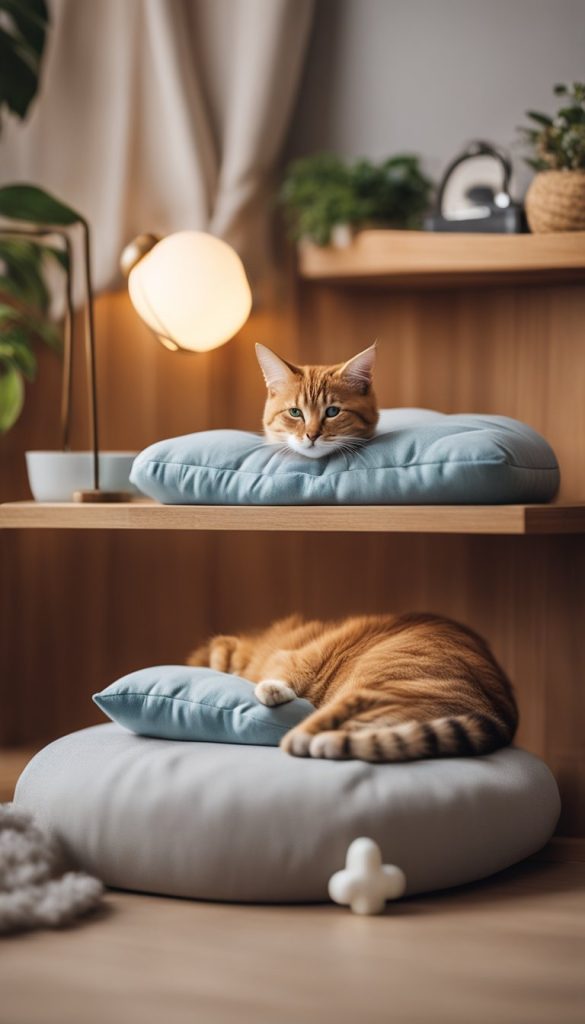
255,344 -> 300,391
338,343 -> 377,391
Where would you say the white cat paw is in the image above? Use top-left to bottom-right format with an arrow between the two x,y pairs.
309,731 -> 348,759
255,679 -> 296,707
280,729 -> 312,757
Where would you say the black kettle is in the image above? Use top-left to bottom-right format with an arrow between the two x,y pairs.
424,141 -> 526,233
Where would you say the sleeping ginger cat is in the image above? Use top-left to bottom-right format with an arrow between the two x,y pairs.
187,345 -> 518,762
188,613 -> 518,762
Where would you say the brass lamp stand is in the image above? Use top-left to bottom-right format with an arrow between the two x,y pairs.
72,215 -> 127,502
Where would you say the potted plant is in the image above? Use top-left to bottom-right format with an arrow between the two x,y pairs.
280,153 -> 433,247
520,82 -> 585,233
0,186 -> 138,501
0,5 -> 136,500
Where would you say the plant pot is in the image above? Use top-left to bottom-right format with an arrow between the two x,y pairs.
524,170 -> 585,233
25,451 -> 140,502
330,223 -> 354,248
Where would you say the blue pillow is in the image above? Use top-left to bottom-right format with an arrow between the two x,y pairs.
93,666 -> 314,745
130,408 -> 559,506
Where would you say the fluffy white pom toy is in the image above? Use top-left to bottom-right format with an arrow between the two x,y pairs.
328,837 -> 406,915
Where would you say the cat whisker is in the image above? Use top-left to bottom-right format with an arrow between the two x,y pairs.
322,437 -> 368,460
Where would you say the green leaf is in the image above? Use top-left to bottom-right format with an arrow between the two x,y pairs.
0,0 -> 49,128
0,237 -> 49,311
0,25 -> 39,120
557,106 -> 585,125
0,333 -> 37,380
0,184 -> 83,225
526,110 -> 554,126
0,361 -> 24,432
0,300 -> 62,353
0,0 -> 49,58
43,244 -> 69,272
554,84 -> 568,95
525,157 -> 549,171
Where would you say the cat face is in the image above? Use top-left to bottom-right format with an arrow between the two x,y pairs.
256,343 -> 379,458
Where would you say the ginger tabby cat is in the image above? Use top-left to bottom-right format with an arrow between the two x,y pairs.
187,345 -> 518,763
255,341 -> 379,458
188,613 -> 518,762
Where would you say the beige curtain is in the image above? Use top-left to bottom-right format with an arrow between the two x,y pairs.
0,0 -> 314,291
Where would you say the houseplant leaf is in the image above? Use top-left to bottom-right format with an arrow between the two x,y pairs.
0,237 -> 49,311
0,0 -> 49,58
0,184 -> 83,225
557,106 -> 585,126
0,360 -> 24,432
42,244 -> 70,272
526,111 -> 554,127
0,25 -> 39,119
0,300 -> 61,352
519,83 -> 585,172
0,332 -> 37,379
0,0 -> 49,124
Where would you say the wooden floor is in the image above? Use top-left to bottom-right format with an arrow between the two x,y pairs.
1,861 -> 583,1024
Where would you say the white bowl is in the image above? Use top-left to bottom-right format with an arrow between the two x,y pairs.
25,451 -> 140,502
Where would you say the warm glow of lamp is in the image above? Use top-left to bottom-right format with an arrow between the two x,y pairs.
120,230 -> 252,352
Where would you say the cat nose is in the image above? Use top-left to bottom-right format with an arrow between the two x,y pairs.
306,432 -> 320,442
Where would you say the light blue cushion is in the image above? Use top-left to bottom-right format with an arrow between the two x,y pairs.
93,665 -> 314,745
130,408 -> 559,506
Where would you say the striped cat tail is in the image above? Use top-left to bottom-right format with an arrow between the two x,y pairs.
311,713 -> 514,763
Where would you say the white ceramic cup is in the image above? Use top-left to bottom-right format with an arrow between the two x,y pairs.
25,451 -> 140,502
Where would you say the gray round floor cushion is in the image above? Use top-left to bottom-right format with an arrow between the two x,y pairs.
14,725 -> 560,902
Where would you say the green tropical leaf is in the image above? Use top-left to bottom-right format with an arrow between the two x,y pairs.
557,106 -> 585,125
0,0 -> 49,130
0,237 -> 49,311
0,333 -> 37,380
0,184 -> 83,225
0,0 -> 49,57
553,84 -> 568,95
525,157 -> 549,171
43,243 -> 70,272
0,25 -> 39,119
526,110 -> 554,126
0,360 -> 24,432
0,300 -> 62,352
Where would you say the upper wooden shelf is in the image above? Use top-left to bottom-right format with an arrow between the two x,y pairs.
1,500 -> 584,534
298,230 -> 585,287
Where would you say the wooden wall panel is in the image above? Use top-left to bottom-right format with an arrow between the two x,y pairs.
1,275 -> 584,836
295,282 -> 585,500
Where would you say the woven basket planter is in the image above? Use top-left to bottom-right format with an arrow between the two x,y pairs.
525,170 -> 585,233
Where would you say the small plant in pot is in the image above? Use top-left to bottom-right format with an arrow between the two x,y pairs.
520,82 -> 585,233
280,153 -> 433,247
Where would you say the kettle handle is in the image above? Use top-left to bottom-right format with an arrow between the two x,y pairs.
435,141 -> 513,214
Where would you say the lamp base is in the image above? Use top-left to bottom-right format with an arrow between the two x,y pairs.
73,490 -> 131,503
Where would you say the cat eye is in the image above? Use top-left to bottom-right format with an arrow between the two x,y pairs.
289,407 -> 303,418
325,406 -> 340,417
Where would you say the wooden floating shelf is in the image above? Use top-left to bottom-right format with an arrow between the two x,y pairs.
1,500 -> 585,534
299,230 -> 585,286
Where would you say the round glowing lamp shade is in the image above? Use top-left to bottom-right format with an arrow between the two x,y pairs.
127,231 -> 252,352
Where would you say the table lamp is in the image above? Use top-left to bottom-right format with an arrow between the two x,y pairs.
120,230 -> 252,352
